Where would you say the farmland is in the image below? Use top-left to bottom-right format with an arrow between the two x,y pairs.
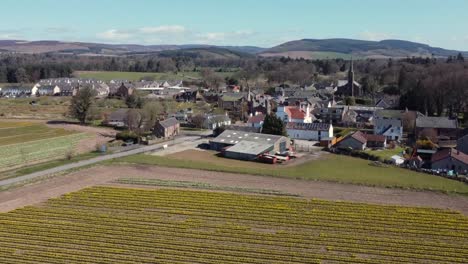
74,70 -> 236,82
0,186 -> 466,263
0,121 -> 88,171
114,150 -> 468,194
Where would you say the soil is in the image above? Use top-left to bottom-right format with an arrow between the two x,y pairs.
1,165 -> 467,215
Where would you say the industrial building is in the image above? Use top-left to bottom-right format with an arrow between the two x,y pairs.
209,130 -> 290,161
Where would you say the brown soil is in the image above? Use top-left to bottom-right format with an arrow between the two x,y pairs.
1,165 -> 467,215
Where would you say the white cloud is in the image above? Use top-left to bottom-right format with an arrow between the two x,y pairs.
96,29 -> 132,41
359,30 -> 393,41
139,25 -> 186,34
196,30 -> 255,43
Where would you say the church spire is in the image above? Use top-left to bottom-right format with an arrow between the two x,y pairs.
348,57 -> 355,97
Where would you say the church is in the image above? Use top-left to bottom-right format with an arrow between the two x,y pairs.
336,59 -> 362,97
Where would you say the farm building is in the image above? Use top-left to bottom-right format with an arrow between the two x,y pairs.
105,109 -> 130,128
334,131 -> 368,150
286,122 -> 333,141
457,134 -> 468,155
415,116 -> 458,143
431,148 -> 468,174
154,118 -> 180,138
209,130 -> 290,160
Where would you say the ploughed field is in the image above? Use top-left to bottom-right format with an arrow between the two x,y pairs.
0,121 -> 87,171
0,186 -> 466,263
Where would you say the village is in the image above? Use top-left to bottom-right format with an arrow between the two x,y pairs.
2,60 -> 466,181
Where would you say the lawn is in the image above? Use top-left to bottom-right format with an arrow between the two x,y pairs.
0,186 -> 465,263
364,147 -> 406,160
114,150 -> 468,194
0,121 -> 75,146
74,70 -> 237,82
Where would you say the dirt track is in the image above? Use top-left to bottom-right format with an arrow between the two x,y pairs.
1,165 -> 467,214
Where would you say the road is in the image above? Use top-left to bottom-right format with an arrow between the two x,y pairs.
0,136 -> 201,187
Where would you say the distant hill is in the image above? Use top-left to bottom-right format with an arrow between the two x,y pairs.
0,38 -> 466,59
260,38 -> 468,59
0,40 -> 263,56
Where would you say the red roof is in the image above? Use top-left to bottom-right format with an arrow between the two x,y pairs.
350,131 -> 368,144
286,107 -> 306,119
431,148 -> 468,165
247,114 -> 265,124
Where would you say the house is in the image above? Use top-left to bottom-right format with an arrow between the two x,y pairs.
334,131 -> 368,150
375,94 -> 400,109
154,118 -> 180,138
431,148 -> 468,174
364,134 -> 387,148
373,110 -> 403,141
209,129 -> 290,160
334,131 -> 386,150
105,109 -> 130,128
31,85 -> 61,96
218,92 -> 248,111
276,105 -> 312,123
202,114 -> 231,130
0,86 -> 32,97
247,114 -> 265,129
286,122 -> 333,141
111,83 -> 134,98
415,116 -> 458,143
457,134 -> 468,155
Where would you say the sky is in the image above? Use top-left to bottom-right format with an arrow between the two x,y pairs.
1,0 -> 467,50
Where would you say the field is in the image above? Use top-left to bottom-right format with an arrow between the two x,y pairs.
74,70 -> 236,82
0,121 -> 88,171
0,97 -> 70,119
115,150 -> 468,194
0,186 -> 465,263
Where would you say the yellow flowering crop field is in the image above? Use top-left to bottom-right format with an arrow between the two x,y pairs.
0,186 -> 466,263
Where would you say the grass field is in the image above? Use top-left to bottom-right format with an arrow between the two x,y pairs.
114,150 -> 468,194
0,121 -> 88,171
0,186 -> 465,263
364,147 -> 406,160
0,97 -> 71,119
74,70 -> 236,82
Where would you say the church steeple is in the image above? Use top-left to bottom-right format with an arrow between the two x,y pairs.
348,57 -> 355,97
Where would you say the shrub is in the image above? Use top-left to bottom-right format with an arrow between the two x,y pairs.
116,130 -> 139,143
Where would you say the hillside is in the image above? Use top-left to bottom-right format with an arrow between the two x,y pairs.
0,40 -> 262,56
260,38 -> 468,59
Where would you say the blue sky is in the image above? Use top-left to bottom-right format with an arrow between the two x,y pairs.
1,0 -> 467,50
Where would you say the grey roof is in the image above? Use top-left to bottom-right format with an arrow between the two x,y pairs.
158,117 -> 179,128
286,122 -> 331,131
225,140 -> 273,156
374,110 -> 403,119
206,115 -> 230,124
108,109 -> 129,121
210,129 -> 284,145
416,116 -> 457,129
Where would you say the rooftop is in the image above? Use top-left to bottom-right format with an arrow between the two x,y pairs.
416,116 -> 457,129
158,117 -> 179,128
210,129 -> 284,146
286,122 -> 331,131
225,140 -> 273,156
432,148 -> 468,165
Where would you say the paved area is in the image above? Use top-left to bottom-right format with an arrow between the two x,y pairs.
0,136 -> 200,187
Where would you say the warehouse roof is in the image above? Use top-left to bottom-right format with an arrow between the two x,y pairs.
225,140 -> 273,156
210,130 -> 285,145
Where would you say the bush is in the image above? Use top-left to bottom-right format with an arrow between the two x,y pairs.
116,131 -> 139,143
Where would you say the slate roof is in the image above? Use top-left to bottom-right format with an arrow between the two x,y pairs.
375,110 -> 402,119
158,118 -> 179,128
286,122 -> 331,131
247,114 -> 265,124
431,148 -> 468,165
416,116 -> 457,129
108,109 -> 129,121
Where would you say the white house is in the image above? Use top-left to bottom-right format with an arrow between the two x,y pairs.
286,122 -> 333,141
202,114 -> 232,130
373,110 -> 403,141
276,105 -> 312,123
31,84 -> 61,96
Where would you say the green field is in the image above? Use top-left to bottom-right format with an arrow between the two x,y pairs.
113,150 -> 468,194
0,121 -> 88,171
74,70 -> 236,82
0,186 -> 465,263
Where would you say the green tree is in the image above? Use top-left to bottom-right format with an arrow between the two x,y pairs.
261,114 -> 287,136
69,86 -> 97,125
345,96 -> 356,106
125,91 -> 144,109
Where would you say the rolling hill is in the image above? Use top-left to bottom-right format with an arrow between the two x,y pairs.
259,38 -> 468,59
0,38 -> 466,59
